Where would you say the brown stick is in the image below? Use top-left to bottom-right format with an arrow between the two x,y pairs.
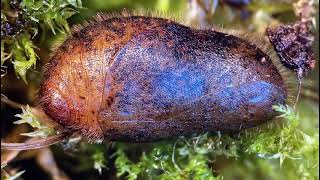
36,148 -> 70,180
1,95 -> 26,109
1,133 -> 68,151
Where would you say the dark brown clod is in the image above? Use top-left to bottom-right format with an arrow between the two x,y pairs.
39,16 -> 287,143
266,20 -> 315,77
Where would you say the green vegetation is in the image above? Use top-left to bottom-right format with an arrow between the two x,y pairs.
1,0 -> 82,83
113,104 -> 319,179
13,105 -> 55,137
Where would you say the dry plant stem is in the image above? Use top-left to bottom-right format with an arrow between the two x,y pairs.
36,148 -> 70,180
1,133 -> 67,150
196,0 -> 209,14
1,125 -> 29,164
1,148 -> 39,165
294,76 -> 302,110
1,149 -> 20,164
301,89 -> 319,102
1,95 -> 26,109
2,139 -> 40,164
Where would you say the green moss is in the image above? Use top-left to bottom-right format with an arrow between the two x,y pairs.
12,35 -> 38,83
1,0 -> 82,83
113,104 -> 319,179
14,105 -> 55,137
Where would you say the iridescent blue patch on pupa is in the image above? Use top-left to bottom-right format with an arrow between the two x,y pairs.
215,81 -> 286,112
154,67 -> 205,104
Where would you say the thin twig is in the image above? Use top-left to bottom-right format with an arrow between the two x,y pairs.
172,139 -> 181,171
36,148 -> 70,180
293,71 -> 302,110
1,133 -> 68,151
1,95 -> 26,109
1,149 -> 20,165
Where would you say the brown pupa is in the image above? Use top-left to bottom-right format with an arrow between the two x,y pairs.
2,14 -> 295,150
38,14 -> 288,143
